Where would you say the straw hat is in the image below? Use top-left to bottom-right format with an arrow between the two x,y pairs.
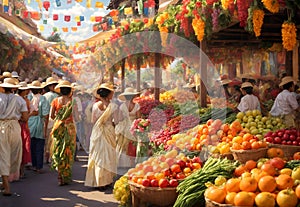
0,77 -> 20,88
118,87 -> 141,101
45,77 -> 58,86
54,80 -> 73,93
18,81 -> 29,90
221,79 -> 232,86
241,82 -> 253,89
11,71 -> 19,78
279,76 -> 296,87
28,80 -> 43,89
239,73 -> 255,80
93,82 -> 114,99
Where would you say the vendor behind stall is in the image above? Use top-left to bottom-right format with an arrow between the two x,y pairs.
270,76 -> 299,128
237,82 -> 261,112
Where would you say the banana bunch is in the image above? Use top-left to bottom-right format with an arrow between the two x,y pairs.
113,176 -> 131,206
160,90 -> 175,104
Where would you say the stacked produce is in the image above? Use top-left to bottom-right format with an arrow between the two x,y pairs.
235,110 -> 285,139
134,95 -> 161,117
127,149 -> 202,187
204,153 -> 300,207
113,176 -> 131,206
264,128 -> 300,146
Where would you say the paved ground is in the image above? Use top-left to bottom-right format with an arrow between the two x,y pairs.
0,151 -> 127,207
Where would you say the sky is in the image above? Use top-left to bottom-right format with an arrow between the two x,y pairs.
25,0 -> 111,44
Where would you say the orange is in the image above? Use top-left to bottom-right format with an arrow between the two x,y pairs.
234,191 -> 255,206
239,177 -> 258,192
225,178 -> 241,193
205,186 -> 226,204
245,160 -> 257,171
225,192 -> 236,205
276,174 -> 294,190
261,163 -> 276,176
242,141 -> 251,150
232,136 -> 243,144
243,133 -> 253,141
234,165 -> 246,177
258,175 -> 277,192
251,141 -> 261,149
295,185 -> 300,199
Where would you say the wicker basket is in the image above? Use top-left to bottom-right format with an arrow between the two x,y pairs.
129,181 -> 178,207
210,152 -> 234,160
230,147 -> 268,163
205,197 -> 233,207
268,143 -> 300,159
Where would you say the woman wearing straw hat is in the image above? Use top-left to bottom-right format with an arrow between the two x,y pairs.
43,77 -> 59,164
49,80 -> 76,186
85,82 -> 118,190
270,76 -> 300,128
28,80 -> 50,174
237,82 -> 261,112
115,87 -> 141,167
0,78 -> 29,196
16,82 -> 33,179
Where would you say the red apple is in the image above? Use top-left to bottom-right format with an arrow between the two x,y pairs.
265,137 -> 273,143
176,159 -> 186,169
169,179 -> 179,187
150,179 -> 159,187
192,156 -> 202,165
277,131 -> 283,137
293,152 -> 300,160
176,172 -> 186,180
162,168 -> 171,177
170,164 -> 181,173
274,137 -> 281,144
142,179 -> 150,187
269,157 -> 285,170
290,135 -> 296,141
293,141 -> 298,146
158,178 -> 169,188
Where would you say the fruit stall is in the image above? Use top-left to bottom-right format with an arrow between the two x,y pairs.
112,95 -> 300,207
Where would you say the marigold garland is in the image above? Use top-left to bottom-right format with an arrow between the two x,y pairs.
192,16 -> 205,42
221,0 -> 230,10
281,21 -> 297,51
253,9 -> 264,37
262,0 -> 280,13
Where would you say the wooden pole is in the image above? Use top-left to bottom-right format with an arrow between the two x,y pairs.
136,56 -> 141,92
292,41 -> 299,80
154,53 -> 161,101
200,41 -> 207,107
121,59 -> 125,92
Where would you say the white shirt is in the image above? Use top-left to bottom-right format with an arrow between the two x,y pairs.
270,89 -> 299,116
0,93 -> 28,120
31,94 -> 41,112
91,101 -> 104,124
237,94 -> 260,112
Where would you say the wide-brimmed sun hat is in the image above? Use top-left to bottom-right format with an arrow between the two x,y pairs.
54,80 -> 73,93
93,82 -> 114,99
18,81 -> 29,90
45,77 -> 58,86
241,82 -> 253,89
0,77 -> 20,88
1,71 -> 12,79
28,80 -> 44,89
118,87 -> 141,101
279,76 -> 296,87
221,79 -> 232,86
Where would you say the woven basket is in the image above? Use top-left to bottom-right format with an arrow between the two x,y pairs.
210,152 -> 234,160
268,143 -> 300,159
129,181 -> 178,207
205,197 -> 233,207
230,147 -> 268,163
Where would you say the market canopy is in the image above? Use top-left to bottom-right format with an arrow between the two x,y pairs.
0,16 -> 55,47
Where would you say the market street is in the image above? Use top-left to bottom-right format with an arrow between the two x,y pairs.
0,151 -> 122,207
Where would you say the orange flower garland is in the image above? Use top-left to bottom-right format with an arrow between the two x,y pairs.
192,16 -> 205,42
252,9 -> 264,37
221,0 -> 231,10
281,21 -> 297,51
261,0 -> 279,13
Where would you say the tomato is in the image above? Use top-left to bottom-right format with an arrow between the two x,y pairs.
170,164 -> 181,173
276,189 -> 298,207
158,178 -> 169,188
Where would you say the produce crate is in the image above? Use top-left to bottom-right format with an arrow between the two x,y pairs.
205,197 -> 233,207
269,143 -> 300,159
230,147 -> 268,163
129,181 -> 178,207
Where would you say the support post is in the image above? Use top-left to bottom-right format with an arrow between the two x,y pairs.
121,59 -> 126,92
136,56 -> 141,92
200,41 -> 207,107
154,53 -> 161,101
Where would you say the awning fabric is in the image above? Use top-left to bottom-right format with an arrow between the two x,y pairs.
158,0 -> 179,12
0,16 -> 54,47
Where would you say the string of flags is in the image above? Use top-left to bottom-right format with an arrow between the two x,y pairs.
2,0 -> 156,33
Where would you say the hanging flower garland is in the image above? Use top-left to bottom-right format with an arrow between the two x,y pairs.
253,8 -> 264,37
192,15 -> 205,42
221,0 -> 231,10
261,0 -> 280,13
281,21 -> 297,51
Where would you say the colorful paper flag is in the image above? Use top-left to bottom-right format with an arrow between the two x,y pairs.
15,9 -> 21,16
71,27 -> 77,32
93,25 -> 99,32
101,22 -> 107,31
43,1 -> 50,11
95,2 -> 103,8
39,25 -> 44,32
107,17 -> 113,25
75,16 -> 80,22
64,15 -> 71,22
62,27 -> 68,32
90,16 -> 95,22
67,0 -> 72,3
124,7 -> 133,15
43,19 -> 47,24
53,14 -> 58,20
77,21 -> 81,26
4,6 -> 9,13
80,16 -> 84,21
86,0 -> 91,8
23,10 -> 29,18
56,0 -> 61,7
3,0 -> 9,5
31,11 -> 41,20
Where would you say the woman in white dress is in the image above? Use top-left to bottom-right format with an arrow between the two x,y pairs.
115,87 -> 141,167
85,83 -> 118,190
